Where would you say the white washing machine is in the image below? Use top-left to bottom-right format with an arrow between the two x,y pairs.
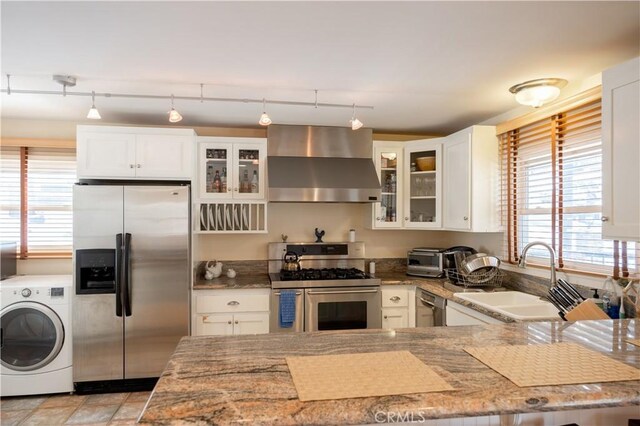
0,275 -> 73,397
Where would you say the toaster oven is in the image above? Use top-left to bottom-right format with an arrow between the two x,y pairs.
407,248 -> 446,278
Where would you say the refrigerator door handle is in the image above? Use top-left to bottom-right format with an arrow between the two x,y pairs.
123,233 -> 132,317
115,233 -> 123,317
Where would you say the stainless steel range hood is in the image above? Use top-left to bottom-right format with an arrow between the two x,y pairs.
267,125 -> 381,202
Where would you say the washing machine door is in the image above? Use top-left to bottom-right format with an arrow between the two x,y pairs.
1,302 -> 65,372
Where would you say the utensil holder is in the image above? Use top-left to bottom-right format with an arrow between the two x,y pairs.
564,299 -> 611,321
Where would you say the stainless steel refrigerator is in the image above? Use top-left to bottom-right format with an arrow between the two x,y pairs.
72,183 -> 190,392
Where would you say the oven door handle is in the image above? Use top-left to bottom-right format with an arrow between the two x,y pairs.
306,289 -> 379,295
273,291 -> 303,296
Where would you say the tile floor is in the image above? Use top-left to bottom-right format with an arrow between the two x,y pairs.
1,391 -> 150,425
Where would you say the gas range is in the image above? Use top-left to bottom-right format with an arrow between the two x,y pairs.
267,242 -> 381,289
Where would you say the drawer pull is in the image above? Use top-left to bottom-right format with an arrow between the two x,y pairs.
390,296 -> 401,302
227,301 -> 240,306
227,321 -> 232,324
234,320 -> 239,324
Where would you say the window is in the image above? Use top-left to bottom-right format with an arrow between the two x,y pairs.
0,146 -> 76,258
500,99 -> 636,278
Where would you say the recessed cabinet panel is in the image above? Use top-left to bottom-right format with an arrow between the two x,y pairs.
443,132 -> 471,230
602,57 -> 640,241
77,132 -> 136,178
135,134 -> 193,178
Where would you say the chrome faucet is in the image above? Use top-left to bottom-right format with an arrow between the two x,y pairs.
518,241 -> 557,285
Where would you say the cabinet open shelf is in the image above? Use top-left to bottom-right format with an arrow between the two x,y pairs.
381,192 -> 397,196
410,170 -> 436,175
410,196 -> 436,199
381,167 -> 397,171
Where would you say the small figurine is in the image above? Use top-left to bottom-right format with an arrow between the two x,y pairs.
314,228 -> 325,243
204,261 -> 223,280
226,268 -> 237,278
281,234 -> 288,243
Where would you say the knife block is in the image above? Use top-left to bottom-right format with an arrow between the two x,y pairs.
564,299 -> 611,321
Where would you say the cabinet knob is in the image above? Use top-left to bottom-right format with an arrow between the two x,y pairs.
136,164 -> 141,168
227,301 -> 240,306
227,321 -> 232,324
601,216 -> 609,222
383,315 -> 388,319
463,216 -> 468,221
376,217 -> 381,221
235,320 -> 239,324
390,296 -> 401,302
129,164 -> 135,169
234,188 -> 238,192
404,217 -> 409,221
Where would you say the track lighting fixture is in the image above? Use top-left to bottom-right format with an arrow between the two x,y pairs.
168,94 -> 183,123
86,91 -> 101,120
1,76 -> 376,126
509,78 -> 568,108
258,98 -> 272,126
349,103 -> 364,130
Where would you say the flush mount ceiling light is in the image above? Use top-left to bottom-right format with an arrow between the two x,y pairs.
349,103 -> 364,130
86,91 -> 101,120
1,75 -> 375,125
168,94 -> 183,123
258,98 -> 272,126
509,78 -> 568,108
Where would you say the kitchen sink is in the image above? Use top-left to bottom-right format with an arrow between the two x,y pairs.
454,291 -> 560,321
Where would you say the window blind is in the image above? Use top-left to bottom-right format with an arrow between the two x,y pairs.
0,147 -> 21,249
500,99 -> 637,278
0,146 -> 76,258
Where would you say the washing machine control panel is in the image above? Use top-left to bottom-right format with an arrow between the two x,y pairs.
21,288 -> 32,298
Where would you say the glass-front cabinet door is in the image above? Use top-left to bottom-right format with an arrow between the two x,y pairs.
233,143 -> 266,199
198,137 -> 267,200
403,139 -> 443,229
199,142 -> 233,199
372,143 -> 403,228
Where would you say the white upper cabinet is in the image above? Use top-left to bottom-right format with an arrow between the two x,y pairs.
602,57 -> 640,242
77,126 -> 195,180
371,142 -> 404,229
443,125 -> 499,232
403,138 -> 443,229
197,137 -> 267,201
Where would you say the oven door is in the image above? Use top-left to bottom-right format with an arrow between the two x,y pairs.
305,287 -> 381,332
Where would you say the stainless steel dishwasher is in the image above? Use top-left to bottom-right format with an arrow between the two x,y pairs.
416,289 -> 446,327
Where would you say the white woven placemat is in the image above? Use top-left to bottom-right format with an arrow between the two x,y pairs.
286,350 -> 454,401
464,342 -> 640,387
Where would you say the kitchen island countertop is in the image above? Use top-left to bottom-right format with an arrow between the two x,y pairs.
139,319 -> 640,425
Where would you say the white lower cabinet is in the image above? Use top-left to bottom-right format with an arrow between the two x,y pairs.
193,289 -> 270,336
381,286 -> 415,329
445,301 -> 504,326
382,307 -> 409,329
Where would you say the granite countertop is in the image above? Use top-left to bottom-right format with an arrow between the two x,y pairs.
139,319 -> 640,425
193,274 -> 271,290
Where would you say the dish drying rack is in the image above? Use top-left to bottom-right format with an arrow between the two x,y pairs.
445,268 -> 504,288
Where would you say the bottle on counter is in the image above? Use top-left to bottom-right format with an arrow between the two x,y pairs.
251,170 -> 259,193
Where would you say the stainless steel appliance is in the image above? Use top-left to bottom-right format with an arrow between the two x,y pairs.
72,183 -> 190,393
416,289 -> 446,327
267,125 -> 381,203
268,242 -> 381,332
407,248 -> 446,278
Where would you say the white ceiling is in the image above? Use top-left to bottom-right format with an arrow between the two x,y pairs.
1,1 -> 638,134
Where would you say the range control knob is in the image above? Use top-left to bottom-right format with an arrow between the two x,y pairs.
21,288 -> 32,298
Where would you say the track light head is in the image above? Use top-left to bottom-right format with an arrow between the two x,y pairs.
258,98 -> 272,126
168,94 -> 183,123
87,91 -> 101,119
349,103 -> 364,130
